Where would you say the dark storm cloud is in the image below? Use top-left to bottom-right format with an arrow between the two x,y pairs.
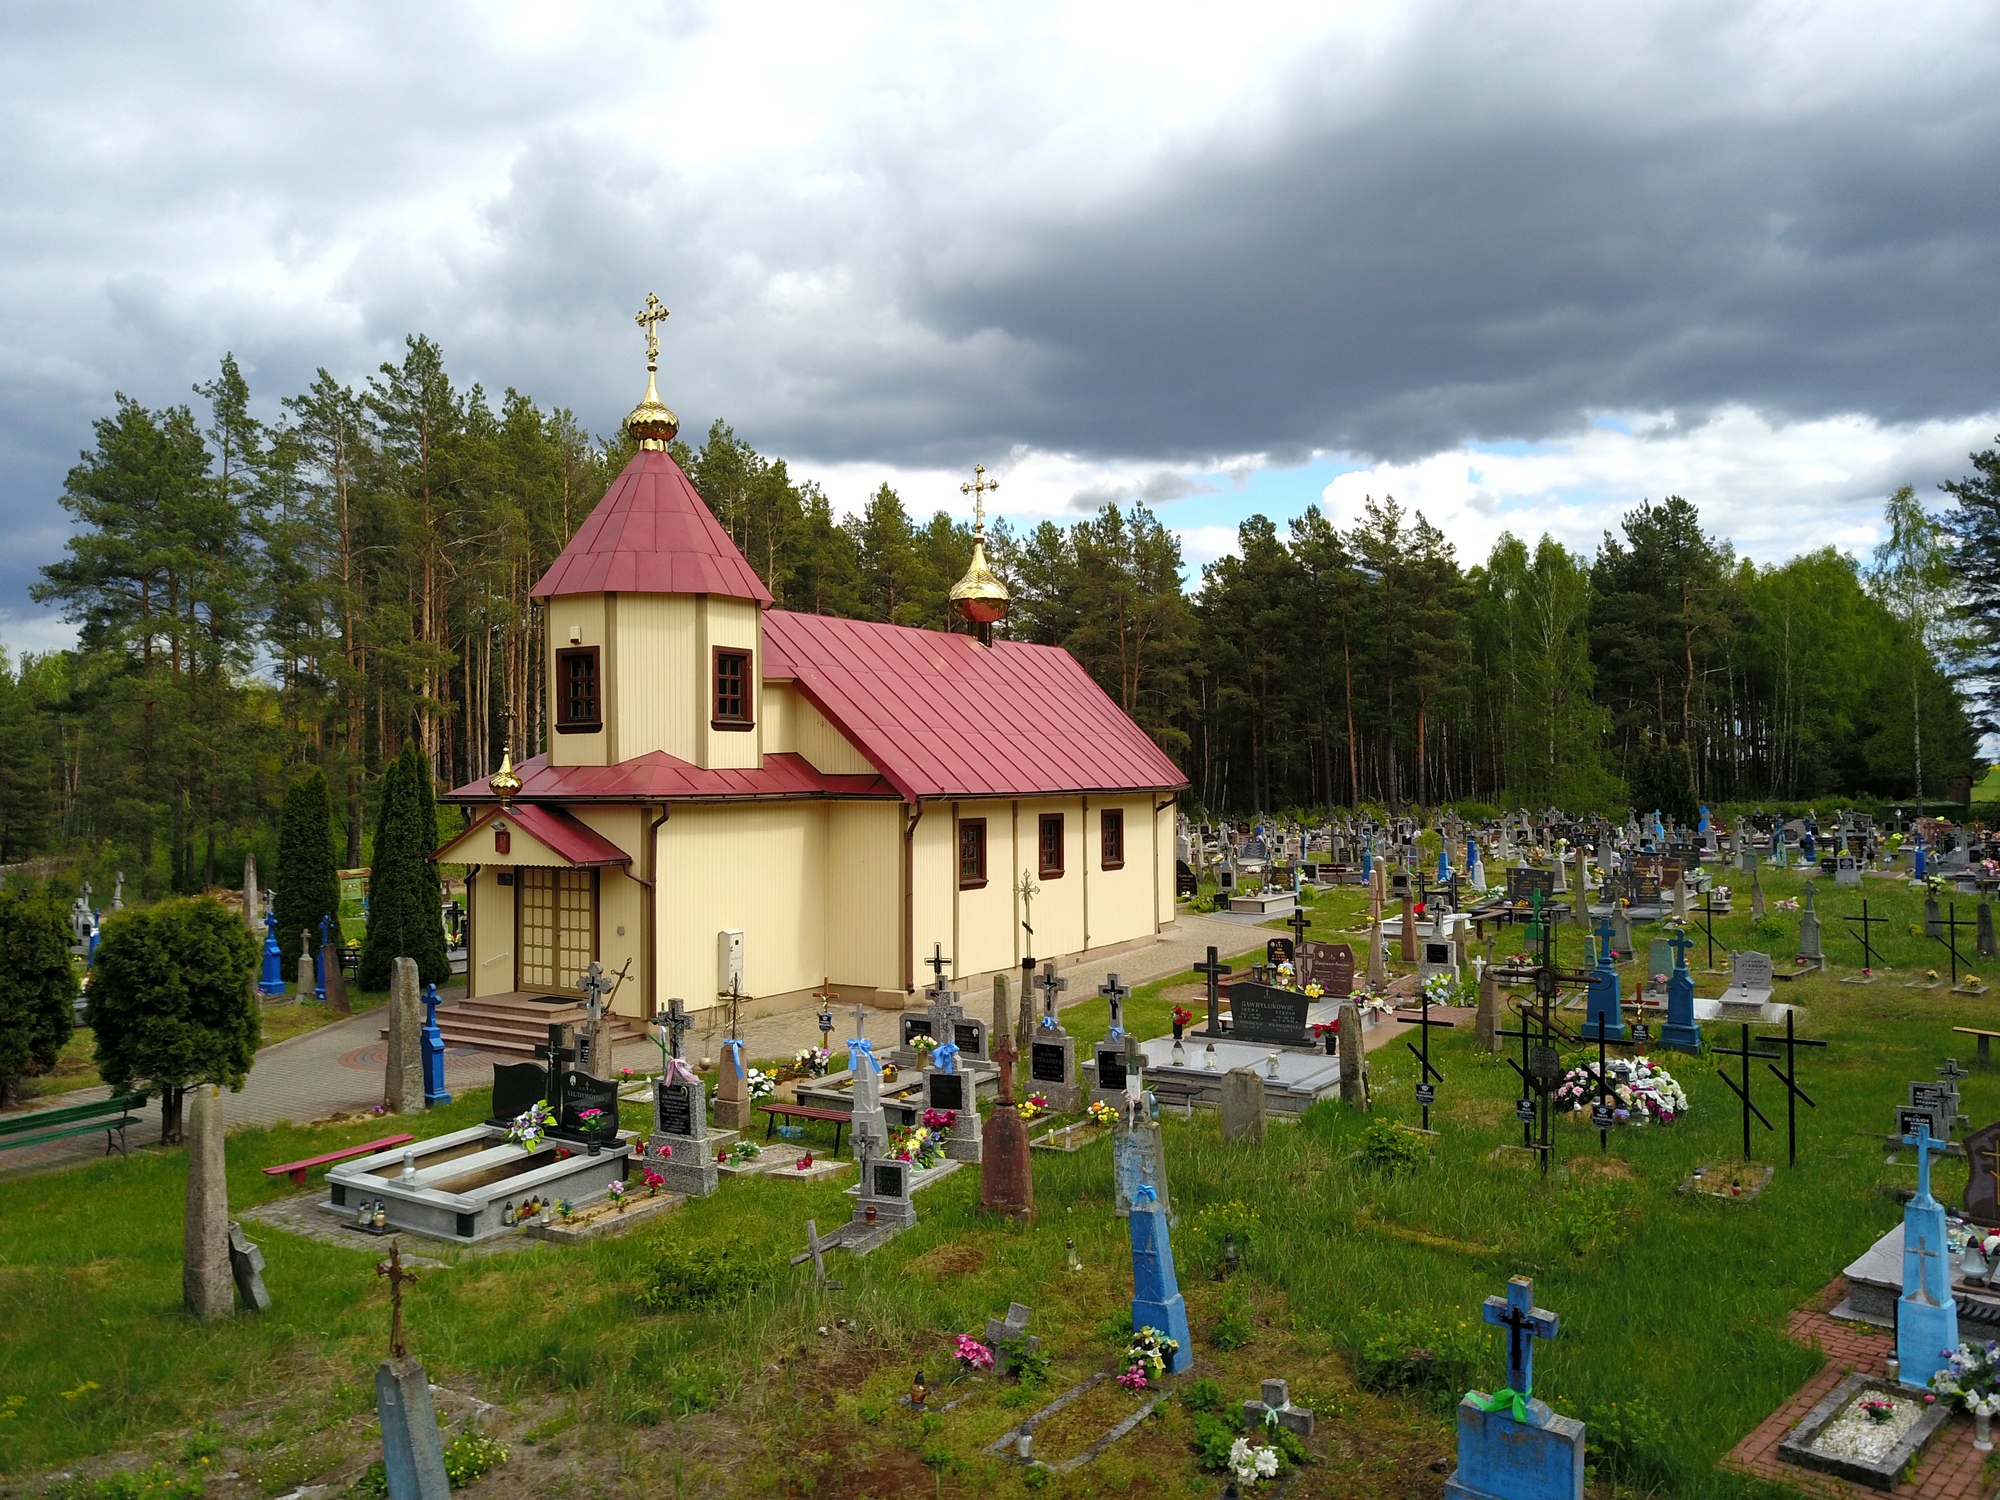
3,3 -> 1999,641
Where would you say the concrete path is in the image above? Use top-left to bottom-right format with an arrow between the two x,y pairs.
0,914 -> 1274,1181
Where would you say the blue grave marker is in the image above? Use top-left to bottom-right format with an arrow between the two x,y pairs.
1897,1119 -> 1957,1388
257,911 -> 287,997
1581,917 -> 1626,1043
1445,1276 -> 1584,1500
315,913 -> 332,1004
1438,839 -> 1454,885
1127,1185 -> 1192,1375
1659,927 -> 1703,1054
420,983 -> 451,1108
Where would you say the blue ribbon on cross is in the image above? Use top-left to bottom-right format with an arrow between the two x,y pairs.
1040,1014 -> 1057,1031
1132,1184 -> 1158,1205
723,1037 -> 744,1078
848,1037 -> 881,1073
932,1042 -> 961,1073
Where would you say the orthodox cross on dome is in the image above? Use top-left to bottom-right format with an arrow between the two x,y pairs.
961,463 -> 999,538
634,293 -> 670,369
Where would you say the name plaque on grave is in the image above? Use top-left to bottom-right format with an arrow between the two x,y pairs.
953,1021 -> 983,1056
1415,1083 -> 1437,1106
1096,1047 -> 1129,1092
1031,1042 -> 1068,1085
1911,1082 -> 1949,1111
654,1080 -> 696,1139
928,1072 -> 967,1113
871,1160 -> 908,1199
1898,1105 -> 1943,1140
903,1015 -> 932,1047
1266,937 -> 1295,968
1423,940 -> 1453,967
1528,1044 -> 1563,1087
1515,1098 -> 1538,1123
1227,981 -> 1311,1046
1506,868 -> 1555,905
1298,941 -> 1354,997
1591,1103 -> 1616,1128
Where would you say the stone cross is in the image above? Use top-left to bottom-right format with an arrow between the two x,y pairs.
924,943 -> 952,992
992,974 -> 1016,1104
1243,1379 -> 1314,1439
1038,961 -> 1069,1028
655,995 -> 692,1069
1194,947 -> 1231,1035
789,1218 -> 842,1289
376,1240 -> 419,1358
1482,1276 -> 1559,1398
1101,973 -> 1131,1040
850,1000 -> 871,1042
1666,926 -> 1694,974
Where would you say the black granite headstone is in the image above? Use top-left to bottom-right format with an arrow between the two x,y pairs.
654,1080 -> 696,1138
1227,980 -> 1311,1046
489,1061 -> 547,1125
1096,1046 -> 1129,1092
1031,1042 -> 1067,1085
928,1071 -> 967,1112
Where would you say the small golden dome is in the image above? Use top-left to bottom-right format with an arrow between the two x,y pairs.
950,463 -> 1010,629
488,746 -> 522,806
626,292 -> 680,450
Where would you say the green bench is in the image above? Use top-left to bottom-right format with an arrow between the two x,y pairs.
0,1093 -> 149,1157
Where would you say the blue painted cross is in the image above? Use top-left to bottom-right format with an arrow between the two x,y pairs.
1483,1275 -> 1559,1398
1903,1117 -> 1948,1208
1593,914 -> 1618,969
1666,926 -> 1694,974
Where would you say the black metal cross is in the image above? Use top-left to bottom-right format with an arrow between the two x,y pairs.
1698,890 -> 1721,972
1193,947 -> 1232,1037
1403,989 -> 1454,1132
1287,903 -> 1312,955
1711,1022 -> 1778,1162
1756,1011 -> 1827,1166
1933,902 -> 1972,987
1845,900 -> 1887,975
535,1023 -> 576,1120
924,943 -> 952,991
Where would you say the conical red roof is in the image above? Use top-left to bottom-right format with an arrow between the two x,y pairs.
530,448 -> 774,603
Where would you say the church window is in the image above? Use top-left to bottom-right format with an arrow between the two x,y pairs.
555,647 -> 600,733
1039,813 -> 1065,879
1101,808 -> 1125,869
713,648 -> 752,729
959,818 -> 987,888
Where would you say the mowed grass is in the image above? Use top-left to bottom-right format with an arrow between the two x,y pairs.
0,859 -> 1991,1497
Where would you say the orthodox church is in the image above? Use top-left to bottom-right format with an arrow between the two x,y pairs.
438,298 -> 1187,1021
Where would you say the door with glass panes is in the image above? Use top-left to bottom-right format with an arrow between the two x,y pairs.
516,867 -> 596,991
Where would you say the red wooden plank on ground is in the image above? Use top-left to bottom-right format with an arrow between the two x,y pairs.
264,1132 -> 416,1187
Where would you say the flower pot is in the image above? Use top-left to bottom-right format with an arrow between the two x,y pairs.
1978,1410 -> 1993,1453
587,1138 -> 601,1157
1324,1034 -> 1338,1055
1172,1022 -> 1185,1040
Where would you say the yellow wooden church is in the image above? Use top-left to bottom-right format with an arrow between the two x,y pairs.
437,299 -> 1188,1023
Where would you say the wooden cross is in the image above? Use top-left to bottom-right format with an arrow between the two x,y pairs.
960,463 -> 999,535
634,292 -> 669,367
376,1239 -> 418,1358
789,1218 -> 844,1290
1193,947 -> 1232,1036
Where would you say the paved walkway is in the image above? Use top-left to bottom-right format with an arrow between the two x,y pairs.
0,914 -> 1272,1181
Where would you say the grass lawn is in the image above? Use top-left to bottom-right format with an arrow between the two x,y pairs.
0,860 -> 1993,1499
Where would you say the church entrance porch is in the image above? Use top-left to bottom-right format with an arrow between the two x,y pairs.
518,867 -> 596,990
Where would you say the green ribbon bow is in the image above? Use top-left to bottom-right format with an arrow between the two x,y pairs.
1467,1388 -> 1529,1423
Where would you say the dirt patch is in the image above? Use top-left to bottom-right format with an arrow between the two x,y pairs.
1567,1154 -> 1637,1183
1355,1208 -> 1494,1257
1447,1096 -> 1510,1127
905,1240 -> 987,1280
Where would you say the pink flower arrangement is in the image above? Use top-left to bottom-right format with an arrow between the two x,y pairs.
640,1167 -> 665,1195
954,1335 -> 995,1373
1117,1366 -> 1149,1391
921,1108 -> 959,1130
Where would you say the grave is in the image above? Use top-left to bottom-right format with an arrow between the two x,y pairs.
1243,1378 -> 1314,1438
1964,1120 -> 2000,1226
1127,1186 -> 1193,1375
1836,853 -> 1862,887
1895,1121 -> 1956,1389
1220,1067 -> 1267,1143
1299,940 -> 1355,997
1580,920 -> 1625,1043
1717,951 -> 1774,1018
326,1030 -> 633,1243
1112,1081 -> 1174,1219
925,1046 -> 983,1165
1419,935 -> 1461,987
1224,978 -> 1314,1048
1797,882 -> 1823,965
1659,928 -> 1704,1054
1445,1277 -> 1583,1500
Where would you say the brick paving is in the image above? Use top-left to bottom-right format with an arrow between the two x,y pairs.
1723,1280 -> 1994,1500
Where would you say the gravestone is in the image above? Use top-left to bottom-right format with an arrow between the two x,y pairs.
1368,918 -> 1388,988
855,1153 -> 917,1231
984,1303 -> 1039,1373
1660,929 -> 1703,1055
1835,854 -> 1861,887
1963,1120 -> 2000,1226
1029,1034 -> 1080,1112
489,1061 -> 546,1125
1797,882 -> 1822,962
1897,1123 -> 1956,1389
1582,920 -> 1625,1043
1227,980 -> 1311,1047
557,1069 -> 620,1141
228,1222 -> 271,1313
184,1085 -> 232,1321
713,1027 -> 750,1131
1091,1041 -> 1130,1107
846,1012 -> 891,1160
297,943 -> 315,1000
1127,1187 -> 1194,1374
1337,1001 -> 1370,1108
1644,939 -> 1674,1001
1719,951 -> 1774,1018
242,853 -> 260,931
1400,894 -> 1418,961
1220,1067 -> 1267,1143
1475,948 -> 1501,1053
377,1355 -> 452,1500
980,975 -> 1032,1219
1420,937 -> 1460,987
1445,1277 -> 1583,1500
651,996 -> 717,1194
1982,900 -> 1997,961
384,959 -> 425,1114
1243,1379 -> 1314,1439
1113,1096 -> 1173,1220
1299,940 -> 1355,997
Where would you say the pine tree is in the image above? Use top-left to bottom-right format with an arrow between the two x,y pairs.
0,886 -> 76,1108
90,896 -> 259,1144
359,744 -> 450,989
274,768 -> 341,973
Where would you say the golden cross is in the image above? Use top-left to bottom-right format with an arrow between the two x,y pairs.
634,293 -> 670,369
960,463 -> 999,536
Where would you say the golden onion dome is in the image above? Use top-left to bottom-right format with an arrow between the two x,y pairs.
626,292 -> 680,449
488,745 -> 521,807
951,463 -> 1010,629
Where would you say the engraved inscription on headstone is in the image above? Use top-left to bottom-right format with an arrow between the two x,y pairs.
1228,981 -> 1311,1046
1096,1046 -> 1129,1093
655,1081 -> 695,1138
872,1159 -> 908,1199
903,1015 -> 931,1046
929,1072 -> 967,1112
1031,1042 -> 1067,1085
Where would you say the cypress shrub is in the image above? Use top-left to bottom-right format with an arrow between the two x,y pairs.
274,768 -> 341,974
0,886 -> 76,1108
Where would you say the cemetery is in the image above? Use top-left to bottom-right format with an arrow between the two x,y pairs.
7,314 -> 2000,1500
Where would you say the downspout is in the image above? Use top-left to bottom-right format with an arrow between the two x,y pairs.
637,805 -> 669,1020
464,865 -> 480,998
1081,795 -> 1090,954
903,799 -> 925,994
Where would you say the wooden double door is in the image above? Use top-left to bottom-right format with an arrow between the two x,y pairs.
517,867 -> 596,991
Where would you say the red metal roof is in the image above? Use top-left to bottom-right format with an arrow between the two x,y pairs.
442,751 -> 897,806
433,802 -> 632,866
530,448 -> 774,604
762,610 -> 1188,801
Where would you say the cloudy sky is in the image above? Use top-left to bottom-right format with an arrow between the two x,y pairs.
3,0 -> 1999,652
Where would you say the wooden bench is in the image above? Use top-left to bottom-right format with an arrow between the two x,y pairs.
263,1133 -> 417,1187
1956,1026 -> 2000,1064
0,1093 -> 148,1157
759,1103 -> 848,1155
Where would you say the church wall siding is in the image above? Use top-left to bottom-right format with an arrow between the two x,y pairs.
654,802 -> 826,1012
1087,796 -> 1153,946
613,594 -> 699,763
825,801 -> 902,992
546,594 -> 608,768
468,867 -> 515,999
909,805 -> 954,995
698,597 -> 762,771
793,695 -> 876,775
572,806 -> 648,1015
